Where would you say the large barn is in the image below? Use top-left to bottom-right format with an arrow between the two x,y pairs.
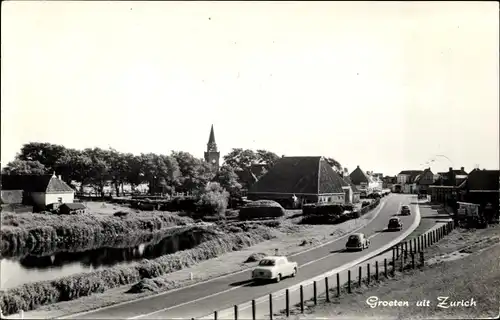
247,156 -> 354,208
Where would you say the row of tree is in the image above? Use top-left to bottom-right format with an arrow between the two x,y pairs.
0,143 -> 265,197
2,142 -> 344,198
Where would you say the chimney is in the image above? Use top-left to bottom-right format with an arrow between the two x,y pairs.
52,171 -> 56,178
58,175 -> 62,180
461,167 -> 464,172
449,167 -> 453,172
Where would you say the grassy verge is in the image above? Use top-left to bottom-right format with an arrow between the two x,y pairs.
0,211 -> 193,258
279,225 -> 500,319
0,225 -> 275,315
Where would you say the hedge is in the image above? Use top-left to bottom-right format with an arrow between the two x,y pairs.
0,226 -> 275,316
0,212 -> 193,258
239,200 -> 285,220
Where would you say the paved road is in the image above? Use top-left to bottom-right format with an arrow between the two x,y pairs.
223,216 -> 451,320
62,194 -> 417,320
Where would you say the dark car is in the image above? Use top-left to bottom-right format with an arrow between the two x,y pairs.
417,194 -> 427,200
388,217 -> 403,231
345,233 -> 370,251
401,205 -> 411,216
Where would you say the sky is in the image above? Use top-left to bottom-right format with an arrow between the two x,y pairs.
1,1 -> 499,176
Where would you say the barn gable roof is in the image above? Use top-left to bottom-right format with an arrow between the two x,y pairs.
248,156 -> 347,195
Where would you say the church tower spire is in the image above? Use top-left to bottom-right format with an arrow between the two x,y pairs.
204,124 -> 220,170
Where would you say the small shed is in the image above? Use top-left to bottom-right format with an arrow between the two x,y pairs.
59,203 -> 87,215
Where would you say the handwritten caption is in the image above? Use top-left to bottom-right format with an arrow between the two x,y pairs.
366,296 -> 477,309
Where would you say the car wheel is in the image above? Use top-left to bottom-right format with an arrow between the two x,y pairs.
276,274 -> 281,283
292,268 -> 297,277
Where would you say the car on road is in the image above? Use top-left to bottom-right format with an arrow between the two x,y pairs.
417,194 -> 427,200
387,217 -> 403,231
401,205 -> 411,216
251,256 -> 298,283
345,233 -> 370,251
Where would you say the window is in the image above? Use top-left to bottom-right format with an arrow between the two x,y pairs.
57,197 -> 63,203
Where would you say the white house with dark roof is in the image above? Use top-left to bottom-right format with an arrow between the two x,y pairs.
1,172 -> 75,211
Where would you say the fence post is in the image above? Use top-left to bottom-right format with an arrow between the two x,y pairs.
269,294 -> 273,320
420,251 -> 424,268
337,273 -> 341,297
252,300 -> 256,320
400,253 -> 404,272
348,270 -> 352,293
367,263 -> 371,284
409,240 -> 413,254
300,285 -> 304,313
414,238 -> 417,253
392,248 -> 396,263
384,258 -> 388,278
375,261 -> 379,281
234,305 -> 238,320
313,281 -> 318,305
405,242 -> 408,258
392,252 -> 395,276
325,277 -> 330,302
411,253 -> 415,269
286,289 -> 290,317
358,266 -> 362,287
214,310 -> 218,320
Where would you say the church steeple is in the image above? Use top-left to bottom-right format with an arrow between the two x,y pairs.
208,124 -> 216,146
204,124 -> 220,170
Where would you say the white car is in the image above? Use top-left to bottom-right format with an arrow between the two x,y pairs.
251,256 -> 298,282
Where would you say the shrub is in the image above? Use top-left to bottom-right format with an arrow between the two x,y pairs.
239,200 -> 285,220
0,226 -> 275,315
302,203 -> 344,216
196,182 -> 229,218
362,201 -> 370,207
113,211 -> 129,217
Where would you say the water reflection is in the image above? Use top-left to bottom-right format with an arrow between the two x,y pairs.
1,229 -> 209,289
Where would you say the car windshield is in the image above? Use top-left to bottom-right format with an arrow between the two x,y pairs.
402,206 -> 409,209
390,219 -> 398,223
348,235 -> 361,242
258,259 -> 276,266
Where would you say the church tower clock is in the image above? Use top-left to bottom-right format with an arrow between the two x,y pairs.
204,124 -> 220,170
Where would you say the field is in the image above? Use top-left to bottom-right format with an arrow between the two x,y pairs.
279,224 -> 500,320
8,199 -> 382,319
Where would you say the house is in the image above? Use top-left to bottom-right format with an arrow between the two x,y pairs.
247,156 -> 353,208
1,172 -> 75,211
429,167 -> 469,205
382,176 -> 397,189
342,176 -> 361,203
464,169 -> 499,222
59,203 -> 87,215
414,168 -> 434,194
396,170 -> 424,194
349,166 -> 372,196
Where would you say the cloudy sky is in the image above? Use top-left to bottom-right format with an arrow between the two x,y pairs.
2,1 -> 498,176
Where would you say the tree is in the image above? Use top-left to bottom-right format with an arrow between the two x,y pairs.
223,148 -> 279,184
83,148 -> 111,197
140,153 -> 180,195
197,182 -> 229,218
325,157 -> 343,173
256,149 -> 280,168
171,151 -> 214,194
2,160 -> 47,175
213,165 -> 242,197
17,142 -> 67,172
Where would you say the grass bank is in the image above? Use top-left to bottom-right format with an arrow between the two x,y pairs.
279,225 -> 500,320
0,212 -> 193,258
0,225 -> 275,316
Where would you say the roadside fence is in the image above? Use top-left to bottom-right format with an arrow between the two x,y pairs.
200,220 -> 456,320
